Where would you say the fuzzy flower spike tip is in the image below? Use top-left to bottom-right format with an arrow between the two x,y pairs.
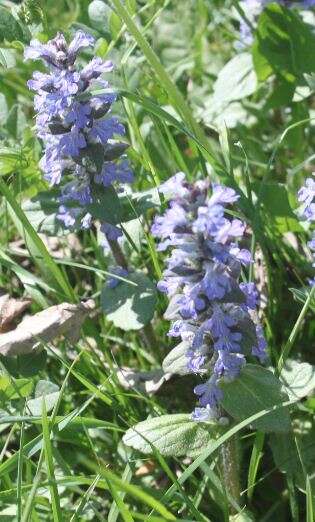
25,31 -> 133,241
152,173 -> 267,422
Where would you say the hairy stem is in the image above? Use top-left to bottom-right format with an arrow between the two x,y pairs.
107,237 -> 129,270
220,433 -> 241,512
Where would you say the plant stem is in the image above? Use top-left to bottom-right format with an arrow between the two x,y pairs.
105,234 -> 157,348
107,237 -> 129,270
220,433 -> 241,513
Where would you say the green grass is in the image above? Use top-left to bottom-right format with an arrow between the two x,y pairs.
0,0 -> 315,520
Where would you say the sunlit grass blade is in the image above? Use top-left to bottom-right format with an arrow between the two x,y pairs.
17,416 -> 25,522
70,474 -> 102,522
0,177 -> 75,301
105,476 -> 135,522
247,431 -> 265,501
306,475 -> 314,522
41,398 -> 63,522
110,0 -> 209,151
79,455 -> 176,520
108,463 -> 133,522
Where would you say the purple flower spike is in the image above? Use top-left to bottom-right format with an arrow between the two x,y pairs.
26,30 -> 133,241
153,174 -> 267,421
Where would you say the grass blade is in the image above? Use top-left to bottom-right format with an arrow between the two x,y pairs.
41,398 -> 63,522
0,177 -> 75,301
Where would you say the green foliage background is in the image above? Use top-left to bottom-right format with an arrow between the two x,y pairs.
0,0 -> 315,520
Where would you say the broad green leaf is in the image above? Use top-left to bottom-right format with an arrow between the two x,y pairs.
162,341 -> 190,375
101,271 -> 157,330
253,4 -> 315,82
270,415 -> 315,492
87,185 -> 125,224
123,414 -> 215,457
0,7 -> 24,42
220,364 -> 291,432
280,360 -> 315,400
6,104 -> 27,139
17,351 -> 47,378
254,182 -> 302,232
212,53 -> 257,105
22,190 -> 65,236
0,350 -> 47,378
26,380 -> 59,415
88,0 -> 111,33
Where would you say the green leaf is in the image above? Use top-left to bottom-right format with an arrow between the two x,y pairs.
123,414 -> 216,457
17,351 -> 47,378
0,351 -> 47,378
6,104 -> 27,139
0,147 -> 23,176
26,380 -> 59,415
88,0 -> 112,33
253,182 -> 302,232
253,4 -> 315,82
0,177 -> 75,301
162,341 -> 190,375
0,7 -> 24,42
212,53 -> 257,104
280,360 -> 315,400
0,376 -> 33,401
101,271 -> 157,330
22,190 -> 65,236
269,415 -> 315,491
42,398 -> 63,521
220,364 -> 291,433
88,186 -> 160,225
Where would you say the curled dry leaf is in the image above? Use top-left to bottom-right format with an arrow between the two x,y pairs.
0,294 -> 32,333
114,367 -> 172,394
0,300 -> 95,357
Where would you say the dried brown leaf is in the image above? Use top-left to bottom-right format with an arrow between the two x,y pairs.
0,294 -> 31,333
135,460 -> 156,476
114,367 -> 172,394
0,300 -> 95,357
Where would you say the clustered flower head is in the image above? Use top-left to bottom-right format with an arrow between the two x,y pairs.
240,0 -> 315,46
297,175 -> 315,269
25,31 -> 132,240
152,173 -> 267,422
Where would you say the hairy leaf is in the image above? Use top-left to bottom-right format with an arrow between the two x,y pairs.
123,414 -> 216,457
280,360 -> 315,400
101,271 -> 156,330
220,364 -> 291,432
